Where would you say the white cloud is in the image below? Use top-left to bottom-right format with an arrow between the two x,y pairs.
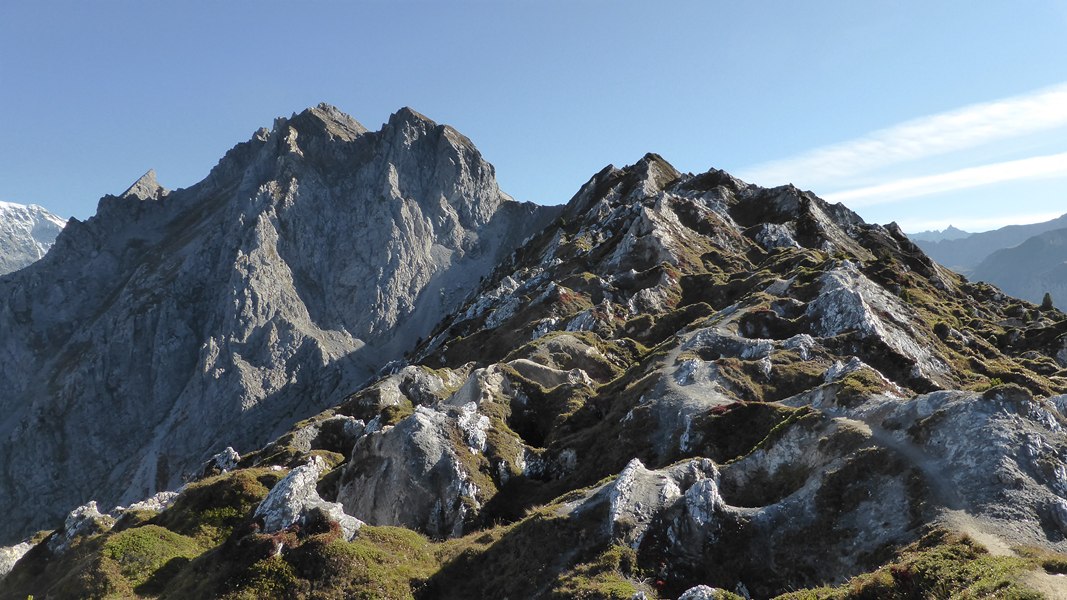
738,82 -> 1067,187
824,151 -> 1067,206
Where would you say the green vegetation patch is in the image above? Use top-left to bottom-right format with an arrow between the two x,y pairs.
153,467 -> 284,545
772,530 -> 1047,599
549,545 -> 650,599
102,524 -> 204,593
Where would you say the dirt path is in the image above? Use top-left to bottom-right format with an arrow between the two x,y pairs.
832,412 -> 1067,598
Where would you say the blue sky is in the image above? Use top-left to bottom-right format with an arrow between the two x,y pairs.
2,1 -> 1066,232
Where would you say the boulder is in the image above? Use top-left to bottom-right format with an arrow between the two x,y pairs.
254,456 -> 362,541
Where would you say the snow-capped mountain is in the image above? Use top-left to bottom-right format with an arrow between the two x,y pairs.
0,201 -> 66,275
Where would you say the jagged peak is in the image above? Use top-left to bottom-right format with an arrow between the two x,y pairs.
635,152 -> 679,176
387,106 -> 437,129
120,169 -> 168,201
285,103 -> 368,142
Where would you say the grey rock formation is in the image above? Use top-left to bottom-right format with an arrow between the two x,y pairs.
0,103 -> 560,543
118,490 -> 180,515
676,586 -> 730,600
339,404 -> 482,539
46,501 -> 114,555
0,200 -> 65,275
254,455 -> 362,542
205,446 -> 241,474
607,458 -> 723,550
0,542 -> 31,580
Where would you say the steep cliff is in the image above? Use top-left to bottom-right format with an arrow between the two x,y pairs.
0,104 -> 559,543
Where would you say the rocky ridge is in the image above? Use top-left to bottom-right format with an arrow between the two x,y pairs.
0,104 -> 559,544
0,201 -> 66,275
5,124 -> 1067,598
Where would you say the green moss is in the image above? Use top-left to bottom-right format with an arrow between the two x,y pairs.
153,468 -> 283,545
772,530 -> 1047,599
281,526 -> 438,599
549,545 -> 649,599
102,525 -> 204,592
836,368 -> 890,406
381,399 -> 415,426
424,501 -> 613,599
221,555 -> 301,600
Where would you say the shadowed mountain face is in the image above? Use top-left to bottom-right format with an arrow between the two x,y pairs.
915,213 -> 1067,273
0,202 -> 66,275
972,227 -> 1067,307
0,104 -> 560,543
906,224 -> 970,244
5,112 -> 1067,599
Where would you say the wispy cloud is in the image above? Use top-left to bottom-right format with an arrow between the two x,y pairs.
739,82 -> 1067,187
824,151 -> 1067,206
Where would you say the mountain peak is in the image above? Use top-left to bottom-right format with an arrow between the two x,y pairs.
0,201 -> 66,275
388,106 -> 436,129
120,169 -> 168,201
287,103 -> 368,142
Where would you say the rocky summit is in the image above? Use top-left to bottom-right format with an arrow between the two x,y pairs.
4,109 -> 1067,599
0,104 -> 558,546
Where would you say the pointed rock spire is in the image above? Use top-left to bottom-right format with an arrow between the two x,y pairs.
120,169 -> 168,201
288,103 -> 368,142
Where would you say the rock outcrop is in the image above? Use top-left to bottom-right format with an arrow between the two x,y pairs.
0,104 -> 560,543
0,201 -> 65,275
254,455 -> 362,542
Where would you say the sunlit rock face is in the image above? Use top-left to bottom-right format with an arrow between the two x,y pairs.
0,104 -> 559,543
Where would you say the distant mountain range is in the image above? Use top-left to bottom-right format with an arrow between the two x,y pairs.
906,224 -> 970,243
971,227 -> 1067,308
911,213 -> 1067,273
910,213 -> 1067,306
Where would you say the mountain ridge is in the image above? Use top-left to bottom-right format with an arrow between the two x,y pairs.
915,212 -> 1067,272
5,106 -> 1067,598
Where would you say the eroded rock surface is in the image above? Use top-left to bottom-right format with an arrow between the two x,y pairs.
0,104 -> 559,542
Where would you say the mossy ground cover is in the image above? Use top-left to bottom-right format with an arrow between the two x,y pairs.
153,467 -> 284,546
772,530 -> 1057,600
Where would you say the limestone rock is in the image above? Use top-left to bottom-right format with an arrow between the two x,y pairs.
202,446 -> 240,476
0,104 -> 560,543
111,490 -> 180,517
0,542 -> 31,579
254,455 -> 362,541
677,586 -> 729,600
338,405 -> 478,538
606,458 -> 723,549
47,501 -> 115,555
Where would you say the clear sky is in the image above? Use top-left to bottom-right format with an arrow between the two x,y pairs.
2,1 -> 1066,232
